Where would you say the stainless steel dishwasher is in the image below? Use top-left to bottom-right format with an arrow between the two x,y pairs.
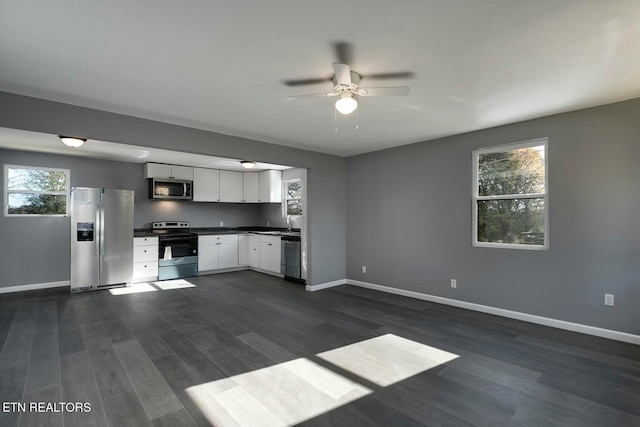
282,235 -> 303,283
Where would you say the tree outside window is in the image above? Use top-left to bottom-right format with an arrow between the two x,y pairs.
284,179 -> 303,216
5,165 -> 69,216
473,139 -> 547,249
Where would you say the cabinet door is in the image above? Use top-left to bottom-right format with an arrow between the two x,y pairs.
219,236 -> 239,269
198,237 -> 219,271
171,165 -> 193,180
144,163 -> 172,179
248,235 -> 259,267
238,235 -> 249,266
259,241 -> 272,271
270,241 -> 282,273
219,171 -> 243,202
259,170 -> 282,203
193,168 -> 220,202
243,173 -> 259,203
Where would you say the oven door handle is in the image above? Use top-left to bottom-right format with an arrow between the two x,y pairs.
160,236 -> 198,242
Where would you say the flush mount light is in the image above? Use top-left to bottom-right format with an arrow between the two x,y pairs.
241,161 -> 256,169
59,135 -> 86,148
335,94 -> 358,115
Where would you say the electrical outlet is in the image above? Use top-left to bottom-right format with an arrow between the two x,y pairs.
219,221 -> 224,227
362,266 -> 367,274
604,293 -> 614,306
451,279 -> 457,288
267,221 -> 270,226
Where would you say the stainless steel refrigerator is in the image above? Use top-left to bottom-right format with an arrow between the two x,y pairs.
70,187 -> 134,292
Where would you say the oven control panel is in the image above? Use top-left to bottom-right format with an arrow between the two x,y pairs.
152,221 -> 190,229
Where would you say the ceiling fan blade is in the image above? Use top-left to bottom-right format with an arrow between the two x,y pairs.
359,86 -> 410,96
332,63 -> 352,86
285,93 -> 335,101
361,71 -> 415,80
333,41 -> 354,66
282,77 -> 333,87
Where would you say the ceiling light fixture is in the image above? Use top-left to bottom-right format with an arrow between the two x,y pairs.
59,135 -> 86,148
240,160 -> 256,169
335,94 -> 357,115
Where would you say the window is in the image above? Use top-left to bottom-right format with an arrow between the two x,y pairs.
284,179 -> 303,216
4,165 -> 70,216
472,138 -> 548,249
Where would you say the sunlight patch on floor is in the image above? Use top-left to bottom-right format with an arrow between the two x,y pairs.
317,333 -> 458,386
109,279 -> 195,295
186,334 -> 458,426
186,358 -> 371,426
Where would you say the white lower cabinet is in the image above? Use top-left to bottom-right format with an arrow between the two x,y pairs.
248,234 -> 259,268
240,234 -> 259,268
259,235 -> 281,274
133,237 -> 159,282
238,235 -> 249,266
198,235 -> 239,272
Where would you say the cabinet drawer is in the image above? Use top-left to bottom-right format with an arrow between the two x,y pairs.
133,261 -> 158,279
134,236 -> 158,246
200,234 -> 238,245
134,245 -> 157,262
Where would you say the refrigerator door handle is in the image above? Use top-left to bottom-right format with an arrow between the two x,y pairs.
95,205 -> 101,259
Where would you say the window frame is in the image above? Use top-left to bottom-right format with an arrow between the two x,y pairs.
472,138 -> 549,250
4,164 -> 71,217
282,178 -> 303,217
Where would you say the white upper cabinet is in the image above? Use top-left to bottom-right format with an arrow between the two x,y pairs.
219,171 -> 243,203
259,170 -> 282,203
193,168 -> 220,202
243,173 -> 259,203
144,163 -> 194,180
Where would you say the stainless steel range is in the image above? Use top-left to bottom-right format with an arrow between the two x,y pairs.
152,221 -> 198,280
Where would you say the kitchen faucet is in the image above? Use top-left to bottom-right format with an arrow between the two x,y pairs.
287,215 -> 292,232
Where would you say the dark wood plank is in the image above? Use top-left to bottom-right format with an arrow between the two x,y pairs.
60,350 -> 109,427
151,408 -> 197,427
19,385 -> 63,427
79,320 -> 152,427
0,364 -> 27,427
151,354 -> 214,427
113,339 -> 183,421
24,300 -> 60,393
57,298 -> 86,356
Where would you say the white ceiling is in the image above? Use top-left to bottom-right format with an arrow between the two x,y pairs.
1,0 -> 639,157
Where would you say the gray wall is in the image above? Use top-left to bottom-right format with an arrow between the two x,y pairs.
0,91 -> 346,287
0,148 -> 259,287
347,98 -> 640,335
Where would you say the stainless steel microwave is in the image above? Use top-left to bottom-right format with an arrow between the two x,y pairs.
149,178 -> 192,200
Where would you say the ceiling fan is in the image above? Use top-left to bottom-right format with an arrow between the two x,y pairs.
284,43 -> 413,115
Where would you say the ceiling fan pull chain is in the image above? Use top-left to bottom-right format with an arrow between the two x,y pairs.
334,108 -> 338,132
356,108 -> 359,130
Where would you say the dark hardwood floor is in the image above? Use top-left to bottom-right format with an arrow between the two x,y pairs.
0,270 -> 638,426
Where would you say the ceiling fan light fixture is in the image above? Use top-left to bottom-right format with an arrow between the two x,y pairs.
335,94 -> 357,115
240,160 -> 256,169
59,135 -> 86,148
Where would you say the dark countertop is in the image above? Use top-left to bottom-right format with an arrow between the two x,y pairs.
134,227 -> 301,238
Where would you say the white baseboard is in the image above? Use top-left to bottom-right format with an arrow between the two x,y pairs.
305,279 -> 346,292
346,279 -> 640,346
0,280 -> 70,294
